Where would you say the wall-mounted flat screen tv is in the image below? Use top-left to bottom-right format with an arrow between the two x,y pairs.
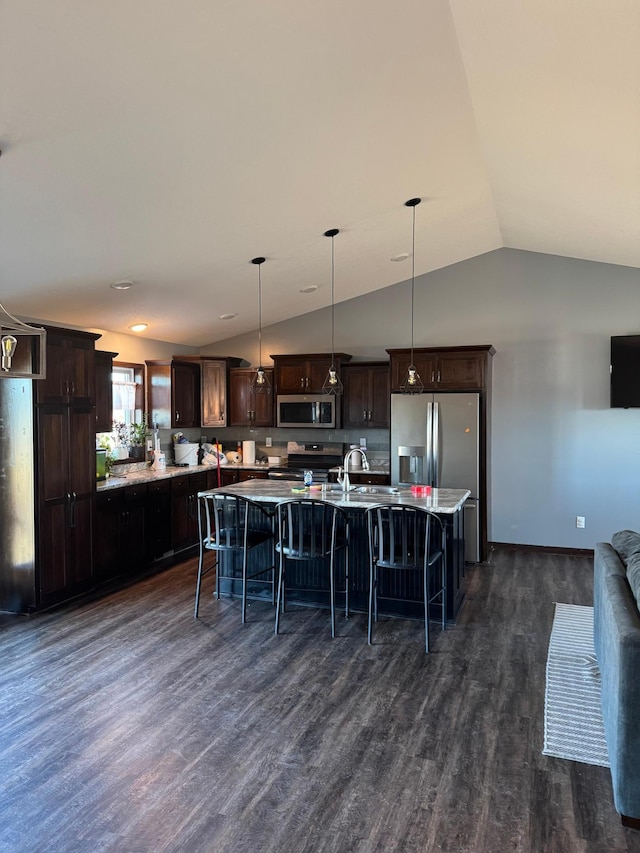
611,335 -> 640,408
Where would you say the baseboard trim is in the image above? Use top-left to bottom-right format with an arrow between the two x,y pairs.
489,541 -> 594,558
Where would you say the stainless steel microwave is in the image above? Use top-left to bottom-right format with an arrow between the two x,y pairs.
276,394 -> 337,428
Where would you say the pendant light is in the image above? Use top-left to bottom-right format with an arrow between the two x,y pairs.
0,302 -> 46,379
250,257 -> 271,393
322,228 -> 343,395
401,197 -> 424,394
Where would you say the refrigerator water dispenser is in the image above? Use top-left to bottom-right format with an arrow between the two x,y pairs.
397,445 -> 425,485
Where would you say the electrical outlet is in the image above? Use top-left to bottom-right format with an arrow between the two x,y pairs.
360,437 -> 367,449
576,516 -> 586,529
266,436 -> 272,447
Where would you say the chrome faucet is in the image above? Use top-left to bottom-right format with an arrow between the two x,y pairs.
338,447 -> 370,492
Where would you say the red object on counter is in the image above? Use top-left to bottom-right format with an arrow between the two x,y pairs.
411,485 -> 432,497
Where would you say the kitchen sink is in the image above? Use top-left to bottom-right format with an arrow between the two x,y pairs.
353,486 -> 399,495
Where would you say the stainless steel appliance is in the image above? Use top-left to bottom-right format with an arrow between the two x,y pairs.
276,394 -> 336,428
390,393 -> 481,562
267,441 -> 343,482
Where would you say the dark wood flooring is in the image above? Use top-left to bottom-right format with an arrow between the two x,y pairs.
1,547 -> 639,853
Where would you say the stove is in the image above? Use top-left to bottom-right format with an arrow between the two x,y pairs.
267,441 -> 343,482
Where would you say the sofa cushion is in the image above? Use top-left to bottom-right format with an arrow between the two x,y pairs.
611,530 -> 640,565
627,553 -> 640,607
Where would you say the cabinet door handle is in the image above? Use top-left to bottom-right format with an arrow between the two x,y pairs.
69,492 -> 77,527
431,371 -> 435,383
363,410 -> 367,421
70,381 -> 75,396
300,378 -> 305,389
437,371 -> 441,383
368,411 -> 372,421
175,410 -> 180,422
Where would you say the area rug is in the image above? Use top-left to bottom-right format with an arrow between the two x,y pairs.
542,602 -> 610,767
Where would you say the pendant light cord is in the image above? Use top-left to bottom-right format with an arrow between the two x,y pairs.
410,202 -> 416,364
330,232 -> 335,362
258,262 -> 263,368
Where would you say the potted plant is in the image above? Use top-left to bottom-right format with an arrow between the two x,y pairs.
128,415 -> 148,460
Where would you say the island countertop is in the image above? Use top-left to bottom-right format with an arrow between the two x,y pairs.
198,480 -> 470,514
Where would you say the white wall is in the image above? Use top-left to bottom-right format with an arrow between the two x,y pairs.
202,247 -> 640,550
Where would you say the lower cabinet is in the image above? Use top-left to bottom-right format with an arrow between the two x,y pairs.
93,484 -> 147,584
93,469 -> 268,587
146,479 -> 171,559
171,472 -> 208,551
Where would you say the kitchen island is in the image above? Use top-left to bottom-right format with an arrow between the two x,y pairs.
198,481 -> 470,622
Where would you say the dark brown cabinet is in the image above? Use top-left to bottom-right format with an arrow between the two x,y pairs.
93,484 -> 147,583
37,327 -> 96,406
146,358 -> 200,429
146,479 -> 171,559
271,353 -> 351,394
229,368 -> 274,427
171,471 -> 208,551
343,362 -> 390,428
35,328 -> 100,605
94,350 -> 118,432
387,346 -> 494,392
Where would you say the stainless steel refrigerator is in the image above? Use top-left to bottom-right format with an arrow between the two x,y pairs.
390,393 -> 481,563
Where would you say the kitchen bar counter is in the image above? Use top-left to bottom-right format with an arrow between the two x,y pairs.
200,481 -> 470,621
199,480 -> 468,513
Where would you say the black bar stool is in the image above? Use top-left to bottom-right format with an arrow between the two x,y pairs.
365,503 -> 446,652
274,498 -> 350,637
194,491 -> 275,622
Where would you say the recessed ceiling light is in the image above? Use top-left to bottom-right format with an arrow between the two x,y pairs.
128,322 -> 148,333
111,280 -> 134,290
300,285 -> 318,294
219,313 -> 237,320
391,253 -> 409,262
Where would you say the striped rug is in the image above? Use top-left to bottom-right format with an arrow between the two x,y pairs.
543,602 -> 610,767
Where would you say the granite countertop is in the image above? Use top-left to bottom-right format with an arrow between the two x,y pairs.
198,479 -> 470,514
97,462 -> 272,492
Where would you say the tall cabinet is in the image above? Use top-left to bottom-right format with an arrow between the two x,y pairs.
0,326 -> 100,613
35,328 -> 100,606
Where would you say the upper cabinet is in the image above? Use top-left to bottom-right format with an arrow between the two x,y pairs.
271,353 -> 352,394
229,367 -> 274,427
343,362 -> 390,429
36,327 -> 99,407
387,346 -> 495,392
147,356 -> 241,430
201,357 -> 243,429
94,350 -> 118,433
146,358 -> 201,429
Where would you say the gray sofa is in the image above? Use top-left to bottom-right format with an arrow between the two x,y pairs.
593,533 -> 640,827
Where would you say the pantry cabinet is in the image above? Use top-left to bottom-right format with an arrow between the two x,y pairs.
387,346 -> 495,392
343,362 -> 390,429
35,328 -> 100,605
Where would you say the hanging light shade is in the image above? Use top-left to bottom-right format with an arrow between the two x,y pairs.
0,302 -> 46,379
400,197 -> 424,394
322,228 -> 343,395
250,257 -> 271,394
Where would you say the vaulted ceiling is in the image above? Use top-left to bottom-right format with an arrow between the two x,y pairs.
1,1 -> 638,346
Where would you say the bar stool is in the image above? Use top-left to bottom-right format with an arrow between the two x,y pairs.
194,491 -> 275,622
274,498 -> 350,637
365,504 -> 446,652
